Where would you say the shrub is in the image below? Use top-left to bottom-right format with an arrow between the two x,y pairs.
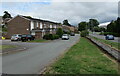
43,34 -> 50,40
53,35 -> 59,39
56,28 -> 63,38
43,34 -> 60,40
80,30 -> 89,37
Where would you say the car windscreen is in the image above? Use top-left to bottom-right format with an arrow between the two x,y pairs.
63,34 -> 68,36
22,35 -> 27,37
13,35 -> 17,36
27,35 -> 32,37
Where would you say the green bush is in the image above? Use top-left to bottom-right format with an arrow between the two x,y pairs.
43,34 -> 50,40
53,35 -> 59,39
43,34 -> 59,40
56,28 -> 63,38
80,30 -> 89,37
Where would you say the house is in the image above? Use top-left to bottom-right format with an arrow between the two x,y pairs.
6,15 -> 61,39
98,22 -> 111,29
62,25 -> 76,33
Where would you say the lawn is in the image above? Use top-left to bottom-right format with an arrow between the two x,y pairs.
90,36 -> 120,50
0,45 -> 17,50
44,38 -> 119,74
27,39 -> 48,43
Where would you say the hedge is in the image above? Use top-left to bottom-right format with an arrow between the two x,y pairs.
43,34 -> 59,40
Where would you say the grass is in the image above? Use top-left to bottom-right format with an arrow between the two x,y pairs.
44,37 -> 119,74
0,45 -> 17,50
90,36 -> 120,50
27,39 -> 48,43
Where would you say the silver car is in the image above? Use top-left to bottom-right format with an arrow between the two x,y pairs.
11,34 -> 22,41
62,34 -> 69,40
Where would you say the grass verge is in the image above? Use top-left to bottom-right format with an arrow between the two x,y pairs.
0,45 -> 17,50
44,37 -> 119,74
27,39 -> 48,43
90,36 -> 120,50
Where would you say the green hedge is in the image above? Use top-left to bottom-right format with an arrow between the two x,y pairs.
43,34 -> 59,40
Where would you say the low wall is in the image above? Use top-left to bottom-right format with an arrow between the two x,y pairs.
87,36 -> 120,62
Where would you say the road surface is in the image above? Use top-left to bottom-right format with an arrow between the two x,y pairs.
2,34 -> 80,74
89,34 -> 120,43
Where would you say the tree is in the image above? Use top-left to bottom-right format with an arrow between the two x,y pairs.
56,28 -> 63,37
88,19 -> 99,31
116,17 -> 120,33
2,11 -> 12,20
107,20 -> 115,32
63,20 -> 71,26
78,22 -> 87,31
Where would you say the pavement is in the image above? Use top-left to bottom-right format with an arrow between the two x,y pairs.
1,34 -> 80,74
89,34 -> 120,43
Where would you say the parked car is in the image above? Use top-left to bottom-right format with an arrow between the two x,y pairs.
21,34 -> 35,42
11,34 -> 22,41
70,32 -> 75,36
62,34 -> 69,40
105,35 -> 114,40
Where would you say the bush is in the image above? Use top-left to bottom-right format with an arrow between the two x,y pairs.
56,28 -> 63,38
43,34 -> 50,40
43,34 -> 59,40
80,30 -> 89,37
53,35 -> 59,39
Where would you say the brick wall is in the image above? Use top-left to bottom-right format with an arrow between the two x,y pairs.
6,16 -> 30,38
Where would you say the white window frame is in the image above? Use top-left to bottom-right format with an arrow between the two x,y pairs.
30,21 -> 34,30
31,31 -> 35,35
40,22 -> 43,29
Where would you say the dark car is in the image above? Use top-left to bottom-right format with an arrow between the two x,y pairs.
105,35 -> 114,40
70,32 -> 75,36
21,34 -> 35,42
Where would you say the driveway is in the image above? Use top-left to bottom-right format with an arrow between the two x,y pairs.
2,34 -> 80,74
89,34 -> 120,43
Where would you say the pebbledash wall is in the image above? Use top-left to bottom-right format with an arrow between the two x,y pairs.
6,15 -> 61,39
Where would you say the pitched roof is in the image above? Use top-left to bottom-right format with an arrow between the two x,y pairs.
22,15 -> 58,24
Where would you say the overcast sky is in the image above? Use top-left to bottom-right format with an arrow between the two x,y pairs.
0,2 -> 118,26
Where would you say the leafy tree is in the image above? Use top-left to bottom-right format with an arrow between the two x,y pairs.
116,17 -> 120,33
88,19 -> 99,31
107,20 -> 115,32
56,28 -> 63,37
63,20 -> 71,26
78,22 -> 87,31
2,11 -> 12,20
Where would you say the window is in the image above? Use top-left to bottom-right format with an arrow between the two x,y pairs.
50,24 -> 52,28
31,32 -> 35,35
40,22 -> 43,29
30,21 -> 34,30
37,22 -> 38,27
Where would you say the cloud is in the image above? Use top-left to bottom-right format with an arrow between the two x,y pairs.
1,2 -> 118,25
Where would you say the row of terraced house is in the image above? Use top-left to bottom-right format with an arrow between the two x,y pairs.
6,15 -> 63,39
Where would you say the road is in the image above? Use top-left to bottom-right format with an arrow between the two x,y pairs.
2,34 -> 80,74
89,34 -> 120,43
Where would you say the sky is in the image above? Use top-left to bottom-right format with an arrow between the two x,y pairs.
0,1 -> 119,26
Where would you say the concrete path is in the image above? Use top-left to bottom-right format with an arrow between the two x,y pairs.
2,34 -> 80,74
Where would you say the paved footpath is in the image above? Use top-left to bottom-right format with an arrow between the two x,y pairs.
2,34 -> 80,74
